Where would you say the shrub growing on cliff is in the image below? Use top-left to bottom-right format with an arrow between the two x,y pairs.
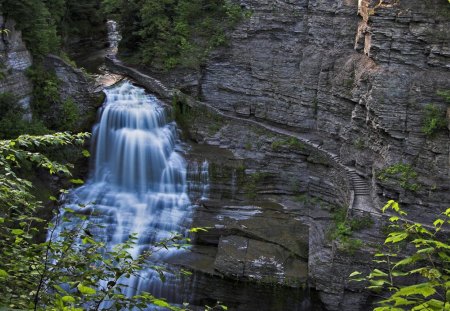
350,200 -> 450,310
27,66 -> 82,132
422,103 -> 447,137
377,163 -> 420,192
0,92 -> 48,139
327,206 -> 371,254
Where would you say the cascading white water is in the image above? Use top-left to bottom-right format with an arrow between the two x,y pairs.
64,81 -> 194,301
187,160 -> 210,201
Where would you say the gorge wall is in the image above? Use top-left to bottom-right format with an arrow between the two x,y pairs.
0,15 -> 103,132
157,0 -> 450,221
0,16 -> 33,115
107,0 -> 450,309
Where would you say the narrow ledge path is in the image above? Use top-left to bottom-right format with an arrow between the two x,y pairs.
105,56 -> 378,215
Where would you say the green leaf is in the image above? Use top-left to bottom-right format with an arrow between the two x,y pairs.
374,307 -> 403,311
444,208 -> 450,217
394,283 -> 436,298
433,218 -> 444,228
82,149 -> 90,157
370,269 -> 388,277
53,285 -> 66,293
349,271 -> 362,277
391,297 -> 417,306
369,279 -> 387,286
189,227 -> 208,233
62,296 -> 76,303
393,254 -> 420,269
0,217 -> 4,223
151,299 -> 170,308
11,229 -> 24,235
70,179 -> 84,185
385,232 -> 408,244
77,284 -> 96,295
0,269 -> 9,278
417,247 -> 435,254
391,271 -> 408,277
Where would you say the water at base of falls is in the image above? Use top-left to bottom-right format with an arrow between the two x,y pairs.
63,81 -> 196,306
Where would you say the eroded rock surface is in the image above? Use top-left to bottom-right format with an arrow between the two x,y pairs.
44,55 -> 104,131
0,16 -> 33,114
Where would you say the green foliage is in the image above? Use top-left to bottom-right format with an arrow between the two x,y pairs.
243,171 -> 269,200
0,92 -> 49,139
61,0 -> 106,45
0,0 -> 105,58
103,0 -> 249,70
271,137 -> 305,152
27,66 -> 82,132
0,132 -> 200,310
271,140 -> 284,151
377,163 -> 420,192
0,0 -> 60,57
437,89 -> 450,103
422,103 -> 447,137
350,200 -> 450,310
328,206 -> 372,254
61,97 -> 80,130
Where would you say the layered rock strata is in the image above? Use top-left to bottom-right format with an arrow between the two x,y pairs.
0,16 -> 33,115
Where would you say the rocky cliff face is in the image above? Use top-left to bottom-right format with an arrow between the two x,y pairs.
43,54 -> 104,131
192,1 -> 450,307
0,15 -> 103,132
200,0 -> 449,203
0,16 -> 33,115
106,1 -> 450,309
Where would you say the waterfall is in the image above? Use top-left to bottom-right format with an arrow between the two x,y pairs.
187,160 -> 210,202
106,20 -> 121,54
62,81 -> 195,304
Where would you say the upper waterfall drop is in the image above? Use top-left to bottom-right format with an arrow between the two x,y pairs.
93,82 -> 183,194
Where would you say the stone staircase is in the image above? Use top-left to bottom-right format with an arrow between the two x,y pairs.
191,102 -> 377,213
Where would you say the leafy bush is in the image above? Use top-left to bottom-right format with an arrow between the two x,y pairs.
61,97 -> 80,130
422,103 -> 447,137
437,89 -> 450,103
327,206 -> 372,254
350,201 -> 450,311
271,137 -> 305,152
0,92 -> 49,139
27,66 -> 82,132
377,163 -> 420,192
